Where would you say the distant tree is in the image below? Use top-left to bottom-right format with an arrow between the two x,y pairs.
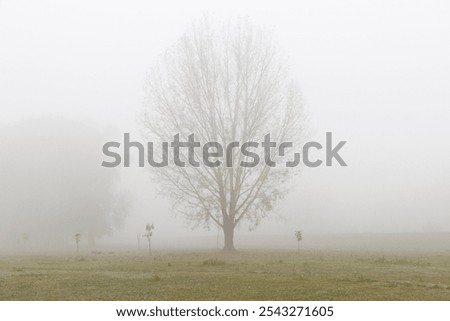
22,233 -> 29,250
143,224 -> 155,256
143,17 -> 305,251
0,117 -> 131,247
75,233 -> 81,255
295,230 -> 302,256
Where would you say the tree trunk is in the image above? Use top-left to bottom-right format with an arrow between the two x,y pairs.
222,221 -> 235,252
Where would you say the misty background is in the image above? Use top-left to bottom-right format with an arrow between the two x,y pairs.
0,0 -> 449,252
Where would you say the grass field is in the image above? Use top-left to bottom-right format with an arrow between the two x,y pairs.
0,250 -> 449,300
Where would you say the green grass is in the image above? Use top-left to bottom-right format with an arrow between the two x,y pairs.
0,250 -> 449,300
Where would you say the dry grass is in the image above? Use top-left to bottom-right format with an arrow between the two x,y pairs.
0,250 -> 449,300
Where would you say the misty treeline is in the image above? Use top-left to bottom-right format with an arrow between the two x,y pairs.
0,117 -> 130,249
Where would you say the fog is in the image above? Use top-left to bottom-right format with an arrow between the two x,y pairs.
0,0 -> 449,253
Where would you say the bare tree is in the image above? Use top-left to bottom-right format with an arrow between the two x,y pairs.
75,233 -> 81,255
295,230 -> 302,256
143,17 -> 305,251
143,224 -> 154,256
